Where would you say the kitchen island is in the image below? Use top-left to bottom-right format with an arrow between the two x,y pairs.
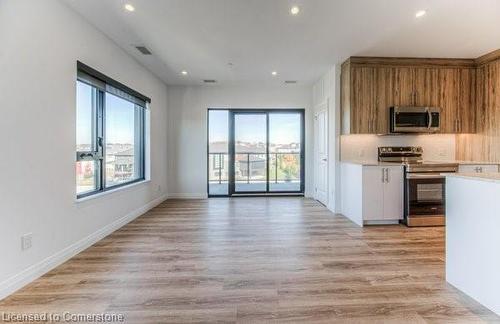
445,173 -> 500,316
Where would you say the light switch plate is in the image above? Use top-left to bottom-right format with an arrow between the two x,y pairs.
21,233 -> 32,251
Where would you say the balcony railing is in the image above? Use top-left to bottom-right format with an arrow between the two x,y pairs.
208,152 -> 300,184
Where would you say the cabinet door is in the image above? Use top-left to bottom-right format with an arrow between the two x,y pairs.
350,66 -> 376,133
414,68 -> 439,107
362,167 -> 384,221
392,67 -> 415,107
457,68 -> 476,133
437,68 -> 460,133
373,67 -> 395,134
459,165 -> 499,173
383,166 -> 404,220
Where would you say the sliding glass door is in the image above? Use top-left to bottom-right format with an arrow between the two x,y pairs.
208,109 -> 304,196
233,113 -> 268,193
268,113 -> 302,192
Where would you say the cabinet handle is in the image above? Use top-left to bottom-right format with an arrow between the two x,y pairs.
381,168 -> 386,183
385,168 -> 390,183
455,119 -> 461,133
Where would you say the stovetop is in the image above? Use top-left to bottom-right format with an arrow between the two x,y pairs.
378,146 -> 458,173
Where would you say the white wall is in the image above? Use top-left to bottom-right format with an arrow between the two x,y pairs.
167,84 -> 313,198
0,0 -> 168,297
340,134 -> 456,162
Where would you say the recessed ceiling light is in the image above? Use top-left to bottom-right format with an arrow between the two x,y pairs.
271,71 -> 278,76
415,10 -> 426,18
124,4 -> 135,12
290,6 -> 300,15
181,70 -> 188,75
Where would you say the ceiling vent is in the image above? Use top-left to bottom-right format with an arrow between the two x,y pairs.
284,80 -> 298,84
135,46 -> 152,55
203,79 -> 217,83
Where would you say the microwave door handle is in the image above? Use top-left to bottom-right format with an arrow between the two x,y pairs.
427,109 -> 432,129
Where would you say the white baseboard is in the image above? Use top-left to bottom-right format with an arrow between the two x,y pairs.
0,194 -> 168,301
167,193 -> 208,199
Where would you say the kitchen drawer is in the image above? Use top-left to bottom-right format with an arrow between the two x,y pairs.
458,164 -> 499,173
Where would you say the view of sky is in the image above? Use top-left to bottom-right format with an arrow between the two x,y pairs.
208,110 -> 229,143
208,110 -> 301,146
269,114 -> 301,145
105,93 -> 135,144
235,114 -> 267,144
76,81 -> 94,147
76,81 -> 136,146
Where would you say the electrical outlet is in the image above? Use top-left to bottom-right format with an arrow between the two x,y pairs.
21,233 -> 32,251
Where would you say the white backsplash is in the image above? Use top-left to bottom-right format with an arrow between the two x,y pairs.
341,134 -> 456,162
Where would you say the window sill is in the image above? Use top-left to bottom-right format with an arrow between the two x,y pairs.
75,179 -> 151,204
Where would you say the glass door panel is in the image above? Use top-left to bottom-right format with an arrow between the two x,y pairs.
269,113 -> 302,192
208,110 -> 229,195
234,113 -> 267,193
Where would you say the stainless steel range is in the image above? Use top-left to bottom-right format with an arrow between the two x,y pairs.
378,146 -> 458,227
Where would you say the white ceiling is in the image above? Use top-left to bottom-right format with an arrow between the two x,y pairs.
64,0 -> 500,86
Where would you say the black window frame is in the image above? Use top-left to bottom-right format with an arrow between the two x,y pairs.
76,62 -> 150,199
206,108 -> 305,197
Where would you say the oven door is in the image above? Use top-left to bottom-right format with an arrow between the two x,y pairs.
405,173 -> 446,226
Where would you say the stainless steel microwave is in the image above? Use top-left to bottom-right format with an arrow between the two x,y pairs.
389,107 -> 440,133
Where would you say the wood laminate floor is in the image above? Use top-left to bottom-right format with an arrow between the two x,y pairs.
1,198 -> 498,323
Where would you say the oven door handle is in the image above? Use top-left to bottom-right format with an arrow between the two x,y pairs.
406,173 -> 447,179
427,109 -> 432,129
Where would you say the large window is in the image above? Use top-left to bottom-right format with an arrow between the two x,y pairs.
76,62 -> 148,198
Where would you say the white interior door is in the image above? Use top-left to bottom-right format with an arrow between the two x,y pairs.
314,103 -> 328,205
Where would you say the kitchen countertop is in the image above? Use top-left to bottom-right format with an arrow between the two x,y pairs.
427,160 -> 500,165
444,172 -> 500,183
342,159 -> 499,166
340,160 -> 403,166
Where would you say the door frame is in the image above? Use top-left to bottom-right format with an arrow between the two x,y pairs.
207,108 -> 305,197
314,101 -> 328,205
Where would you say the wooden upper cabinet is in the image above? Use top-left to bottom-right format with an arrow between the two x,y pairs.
342,65 -> 400,134
341,57 -> 477,134
457,68 -> 476,133
392,67 -> 415,107
350,66 -> 376,133
373,67 -> 394,134
414,68 -> 439,106
436,68 -> 460,133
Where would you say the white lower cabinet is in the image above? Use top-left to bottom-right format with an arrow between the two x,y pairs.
362,166 -> 403,222
458,164 -> 499,173
340,162 -> 403,226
